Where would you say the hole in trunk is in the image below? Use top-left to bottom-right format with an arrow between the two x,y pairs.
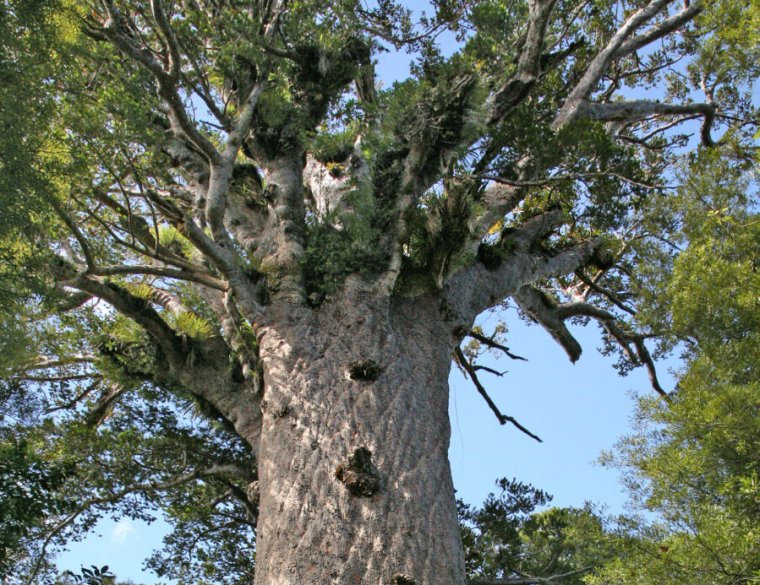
347,359 -> 383,381
392,574 -> 415,585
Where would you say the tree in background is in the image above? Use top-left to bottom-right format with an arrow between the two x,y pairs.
588,152 -> 760,585
460,479 -> 613,585
0,0 -> 757,583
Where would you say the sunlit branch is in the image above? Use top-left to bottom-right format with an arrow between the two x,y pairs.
92,265 -> 228,291
612,0 -> 703,60
553,0 -> 679,128
53,262 -> 184,356
578,100 -> 716,127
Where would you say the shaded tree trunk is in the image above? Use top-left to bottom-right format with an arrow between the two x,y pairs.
252,285 -> 465,584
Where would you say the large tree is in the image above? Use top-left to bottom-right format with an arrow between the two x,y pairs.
0,0 -> 756,583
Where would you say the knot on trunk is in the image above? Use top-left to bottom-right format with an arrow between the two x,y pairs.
335,446 -> 380,497
391,574 -> 415,585
347,359 -> 383,381
246,480 -> 259,505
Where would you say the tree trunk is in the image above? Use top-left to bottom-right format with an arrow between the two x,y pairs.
252,287 -> 465,585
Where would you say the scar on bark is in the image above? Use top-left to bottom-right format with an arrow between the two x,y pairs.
392,574 -> 415,585
347,359 -> 383,381
335,447 -> 380,497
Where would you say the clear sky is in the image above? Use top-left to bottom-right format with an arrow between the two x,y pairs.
55,2 -> 678,582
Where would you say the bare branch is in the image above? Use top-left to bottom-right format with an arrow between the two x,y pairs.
17,356 -> 96,372
455,347 -> 542,442
469,566 -> 596,585
468,331 -> 528,362
575,270 -> 637,315
515,286 -> 670,399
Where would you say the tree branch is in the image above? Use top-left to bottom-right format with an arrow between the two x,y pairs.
468,565 -> 596,585
92,2 -> 219,162
553,0 -> 677,128
613,0 -> 703,60
455,347 -> 542,442
515,286 -> 670,398
514,286 -> 583,363
576,100 -> 716,125
486,0 -> 559,125
445,211 -> 601,325
468,331 -> 528,362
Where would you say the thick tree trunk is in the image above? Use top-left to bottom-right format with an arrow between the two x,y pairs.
252,288 -> 465,585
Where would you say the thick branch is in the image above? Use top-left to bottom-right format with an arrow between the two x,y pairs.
514,286 -> 583,362
553,0 -> 675,128
577,100 -> 716,125
445,211 -> 601,324
58,269 -> 183,357
486,0 -> 558,125
613,0 -> 703,60
516,286 -> 669,398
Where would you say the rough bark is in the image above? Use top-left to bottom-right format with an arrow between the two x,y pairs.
251,286 -> 465,585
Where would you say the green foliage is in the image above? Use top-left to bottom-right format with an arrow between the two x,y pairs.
593,153 -> 760,585
60,565 -> 115,585
0,0 -> 757,582
460,478 -> 614,583
0,436 -> 72,577
303,205 -> 390,298
167,312 -> 215,341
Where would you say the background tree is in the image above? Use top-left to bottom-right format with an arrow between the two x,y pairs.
460,479 -> 614,585
0,0 -> 757,583
588,152 -> 760,585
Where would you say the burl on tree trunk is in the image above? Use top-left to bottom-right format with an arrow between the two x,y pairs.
253,287 -> 465,584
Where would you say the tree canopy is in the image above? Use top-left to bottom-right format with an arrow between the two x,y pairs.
0,0 -> 757,582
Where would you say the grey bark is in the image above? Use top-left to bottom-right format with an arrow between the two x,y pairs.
251,287 -> 465,585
